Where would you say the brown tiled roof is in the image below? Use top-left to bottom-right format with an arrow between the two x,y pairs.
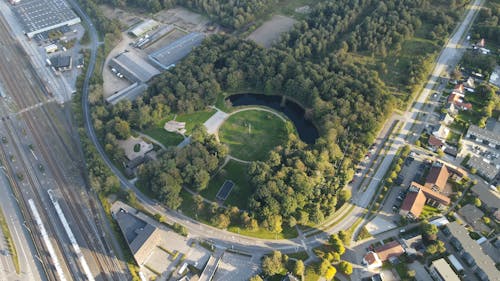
421,187 -> 451,206
428,135 -> 444,147
400,189 -> 427,218
375,241 -> 405,262
363,252 -> 378,265
425,164 -> 450,191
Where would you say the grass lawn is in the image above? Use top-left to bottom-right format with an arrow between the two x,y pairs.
219,110 -> 289,161
176,109 -> 216,133
142,127 -> 184,148
179,189 -> 298,239
420,205 -> 441,220
201,160 -> 253,209
446,131 -> 461,145
287,251 -> 309,261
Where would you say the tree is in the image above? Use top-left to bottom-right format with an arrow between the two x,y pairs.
421,221 -> 438,241
319,259 -> 331,275
324,266 -> 336,280
292,260 -> 305,276
329,235 -> 345,255
262,251 -> 284,276
338,260 -> 353,275
249,275 -> 263,281
474,198 -> 482,208
212,213 -> 230,229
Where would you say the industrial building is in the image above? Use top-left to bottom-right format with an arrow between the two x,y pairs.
106,83 -> 148,105
148,32 -> 205,70
112,206 -> 160,265
109,52 -> 160,83
49,55 -> 72,72
12,0 -> 81,38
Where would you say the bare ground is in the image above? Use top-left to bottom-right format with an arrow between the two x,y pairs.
247,15 -> 297,48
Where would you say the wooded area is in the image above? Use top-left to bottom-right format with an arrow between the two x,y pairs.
85,0 -> 470,231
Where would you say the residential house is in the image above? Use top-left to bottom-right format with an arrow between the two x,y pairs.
420,186 -> 451,209
446,103 -> 458,116
458,204 -> 490,233
440,113 -> 454,125
464,77 -> 475,92
428,135 -> 445,152
362,251 -> 383,269
374,241 -> 405,263
433,124 -> 450,140
425,162 -> 450,192
448,92 -> 472,110
399,187 -> 427,220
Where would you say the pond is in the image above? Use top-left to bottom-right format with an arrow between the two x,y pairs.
226,94 -> 319,144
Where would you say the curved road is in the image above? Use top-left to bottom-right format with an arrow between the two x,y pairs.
75,0 -> 484,259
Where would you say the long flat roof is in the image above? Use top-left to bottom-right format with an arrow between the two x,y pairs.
110,52 -> 160,83
148,32 -> 205,69
467,124 -> 500,144
13,0 -> 81,37
431,258 -> 460,281
447,222 -> 497,280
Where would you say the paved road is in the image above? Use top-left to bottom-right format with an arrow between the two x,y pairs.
79,0 -> 484,263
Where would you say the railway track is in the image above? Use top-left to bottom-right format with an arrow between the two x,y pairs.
0,11 -> 127,281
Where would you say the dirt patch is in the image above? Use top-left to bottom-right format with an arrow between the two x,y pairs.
154,7 -> 212,32
247,15 -> 297,48
99,5 -> 144,28
144,28 -> 188,53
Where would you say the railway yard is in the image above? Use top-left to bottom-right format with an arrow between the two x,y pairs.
0,7 -> 129,281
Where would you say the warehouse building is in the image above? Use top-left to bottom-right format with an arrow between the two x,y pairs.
13,0 -> 81,38
109,52 -> 160,83
112,206 -> 160,265
129,19 -> 159,37
148,32 -> 205,70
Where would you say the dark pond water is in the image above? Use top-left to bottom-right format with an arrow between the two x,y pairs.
226,94 -> 319,144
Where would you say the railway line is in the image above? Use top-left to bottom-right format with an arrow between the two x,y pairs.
0,8 -> 128,281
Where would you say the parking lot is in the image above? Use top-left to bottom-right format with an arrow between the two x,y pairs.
212,252 -> 259,281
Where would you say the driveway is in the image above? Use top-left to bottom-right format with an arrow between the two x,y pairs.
408,262 -> 432,281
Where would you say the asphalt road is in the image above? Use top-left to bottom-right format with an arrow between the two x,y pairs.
79,0 -> 485,262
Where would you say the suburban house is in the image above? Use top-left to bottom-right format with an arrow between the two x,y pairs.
429,258 -> 461,281
440,113 -> 454,125
448,92 -> 472,110
446,103 -> 458,116
428,135 -> 445,151
373,241 -> 405,263
400,182 -> 451,220
362,251 -> 383,269
424,162 -> 450,192
464,77 -> 475,92
433,124 -> 450,140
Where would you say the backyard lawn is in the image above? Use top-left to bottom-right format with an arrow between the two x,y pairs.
219,110 -> 289,161
176,109 -> 216,133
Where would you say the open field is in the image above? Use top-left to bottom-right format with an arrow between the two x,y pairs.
99,4 -> 144,28
219,110 -> 288,161
154,7 -> 211,32
247,15 -> 296,48
142,127 -> 184,148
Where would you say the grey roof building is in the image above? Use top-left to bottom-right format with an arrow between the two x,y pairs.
106,83 -> 148,105
148,32 -> 205,70
109,52 -> 160,83
113,207 -> 160,265
13,0 -> 81,38
49,55 -> 72,71
447,222 -> 497,281
467,156 -> 499,181
466,124 -> 500,147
